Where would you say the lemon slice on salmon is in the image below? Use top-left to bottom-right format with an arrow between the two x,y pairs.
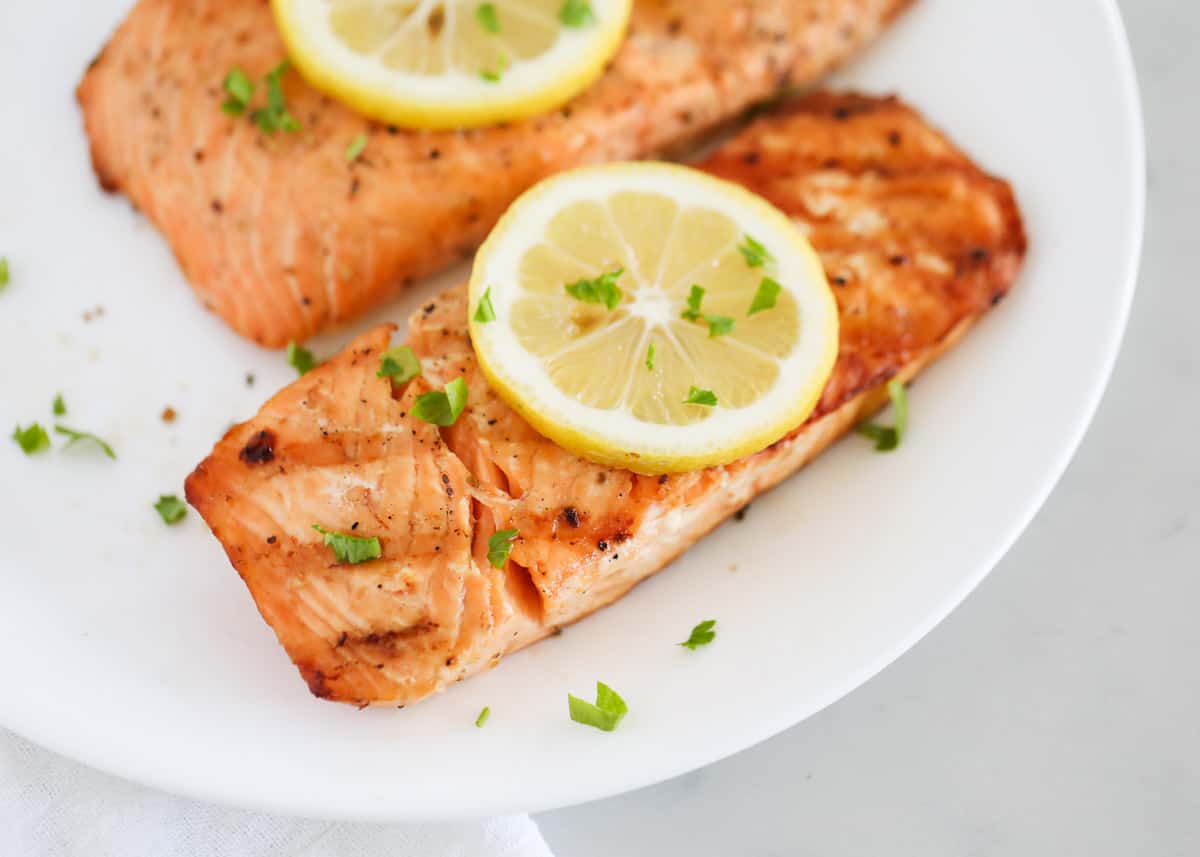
271,0 -> 631,129
468,162 -> 839,474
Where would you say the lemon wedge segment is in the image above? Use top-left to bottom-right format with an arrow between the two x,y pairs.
272,0 -> 631,129
469,162 -> 839,474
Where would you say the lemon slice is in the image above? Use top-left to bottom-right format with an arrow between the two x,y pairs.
468,163 -> 839,474
272,0 -> 631,129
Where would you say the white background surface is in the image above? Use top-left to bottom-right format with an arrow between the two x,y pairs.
538,0 -> 1199,852
0,0 -> 1186,850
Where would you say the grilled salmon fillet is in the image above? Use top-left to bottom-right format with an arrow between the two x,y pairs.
186,94 -> 1026,706
77,0 -> 911,347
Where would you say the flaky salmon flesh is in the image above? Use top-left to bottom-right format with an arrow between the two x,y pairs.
78,0 -> 912,347
185,94 -> 1027,707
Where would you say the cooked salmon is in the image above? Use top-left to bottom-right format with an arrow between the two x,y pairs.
77,0 -> 912,347
185,93 -> 1027,706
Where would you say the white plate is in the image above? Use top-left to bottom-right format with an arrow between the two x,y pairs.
0,0 -> 1143,821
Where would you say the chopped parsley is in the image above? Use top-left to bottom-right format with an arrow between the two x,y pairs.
737,234 -> 774,269
487,528 -> 519,569
678,619 -> 717,650
345,132 -> 367,162
475,706 -> 491,728
480,53 -> 508,82
221,67 -> 255,115
558,0 -> 596,27
377,345 -> 422,384
705,315 -> 735,338
681,284 -> 704,321
12,423 -> 50,455
680,286 -> 733,336
312,523 -> 382,564
645,341 -> 656,371
568,681 -> 627,732
54,425 -> 116,459
154,495 -> 188,525
287,341 -> 317,375
473,287 -> 497,322
475,3 -> 501,33
683,386 -> 717,407
564,268 -> 624,310
252,60 -> 301,134
0,256 -> 9,290
747,276 -> 781,315
412,376 -> 469,426
856,379 -> 908,452
52,393 -> 66,416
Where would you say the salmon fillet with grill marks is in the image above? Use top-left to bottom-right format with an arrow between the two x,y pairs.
185,94 -> 1027,706
77,0 -> 912,347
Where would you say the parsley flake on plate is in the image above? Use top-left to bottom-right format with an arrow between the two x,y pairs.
377,345 -> 422,384
558,0 -> 596,27
737,234 -> 774,269
568,681 -> 627,732
412,376 -> 469,426
312,524 -> 382,564
52,393 -> 66,416
54,425 -> 116,459
154,495 -> 188,525
564,268 -> 624,310
475,706 -> 491,728
747,276 -> 781,315
487,528 -> 519,569
678,619 -> 717,650
683,386 -> 717,407
12,423 -> 50,455
0,256 -> 9,290
474,287 -> 497,322
856,378 -> 908,452
287,341 -> 317,375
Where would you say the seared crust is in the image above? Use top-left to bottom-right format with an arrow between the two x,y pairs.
700,93 -> 1027,418
186,93 -> 1026,706
77,0 -> 912,346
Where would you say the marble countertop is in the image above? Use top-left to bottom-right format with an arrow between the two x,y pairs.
538,1 -> 1200,852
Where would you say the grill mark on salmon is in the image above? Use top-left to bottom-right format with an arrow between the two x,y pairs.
77,0 -> 912,347
185,93 -> 1027,706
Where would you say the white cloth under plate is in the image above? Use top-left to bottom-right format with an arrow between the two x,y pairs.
0,730 -> 552,857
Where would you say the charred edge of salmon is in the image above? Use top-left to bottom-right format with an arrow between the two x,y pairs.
792,91 -> 1028,307
885,0 -> 919,24
770,91 -> 1029,260
76,35 -> 122,194
705,92 -> 1028,426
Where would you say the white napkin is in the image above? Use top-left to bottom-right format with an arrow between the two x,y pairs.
0,730 -> 552,857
